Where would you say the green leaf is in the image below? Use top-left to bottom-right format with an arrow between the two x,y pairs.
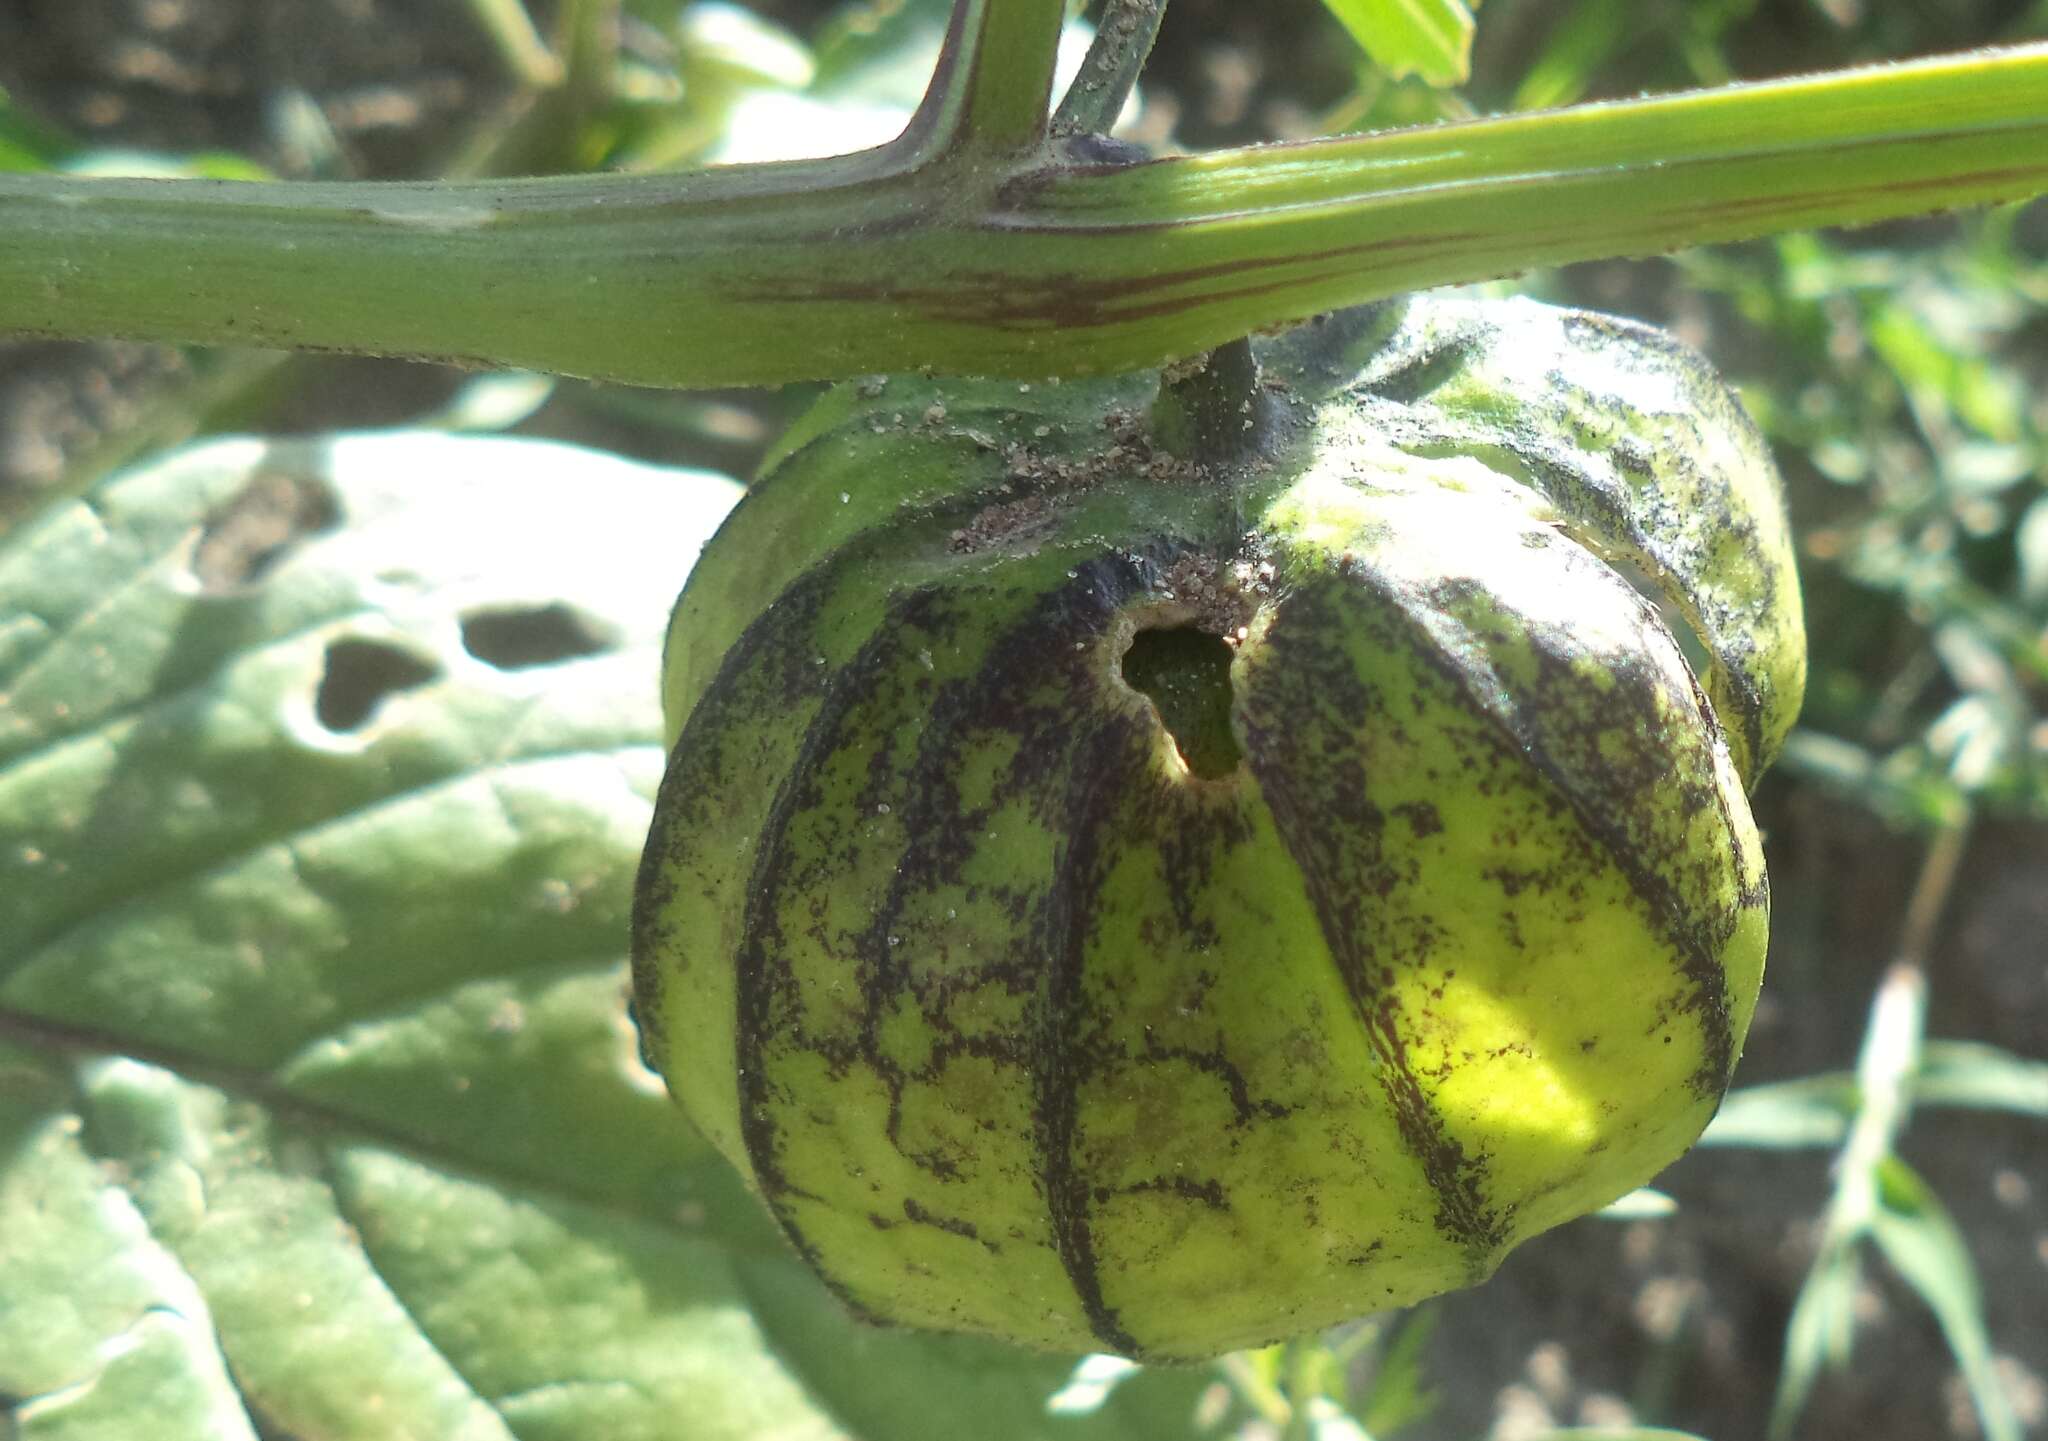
1509,0 -> 1628,111
1770,1236 -> 1862,1441
1514,1431 -> 1713,1441
0,432 -> 1220,1439
461,0 -> 565,91
1868,1158 -> 2021,1441
1702,1040 -> 2048,1151
1355,1308 -> 1438,1437
0,85 -> 79,174
1916,1041 -> 2048,1118
1323,0 -> 1478,86
1304,1396 -> 1372,1441
0,1054 -> 254,1439
1045,1354 -> 1143,1417
1699,1073 -> 1856,1148
59,149 -> 273,182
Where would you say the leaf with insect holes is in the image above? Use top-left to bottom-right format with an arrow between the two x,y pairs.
0,430 -> 1227,1441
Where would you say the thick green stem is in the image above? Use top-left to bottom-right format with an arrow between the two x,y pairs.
0,42 -> 2044,387
903,0 -> 1067,162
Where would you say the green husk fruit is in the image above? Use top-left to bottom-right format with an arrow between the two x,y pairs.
632,296 -> 1804,1360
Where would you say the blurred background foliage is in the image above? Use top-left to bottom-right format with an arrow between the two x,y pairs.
1,2 -> 2044,1439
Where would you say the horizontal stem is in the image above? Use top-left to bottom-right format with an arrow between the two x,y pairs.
1,43 -> 2044,387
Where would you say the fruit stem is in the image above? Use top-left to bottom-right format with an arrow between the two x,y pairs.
1153,335 -> 1272,465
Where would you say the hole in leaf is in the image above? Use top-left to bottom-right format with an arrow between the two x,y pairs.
315,639 -> 439,732
460,604 -> 613,670
193,470 -> 340,592
1120,626 -> 1243,780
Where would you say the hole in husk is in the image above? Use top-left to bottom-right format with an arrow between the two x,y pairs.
1120,626 -> 1243,780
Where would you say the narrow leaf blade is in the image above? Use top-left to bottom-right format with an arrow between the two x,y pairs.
1868,1159 -> 2021,1441
1323,0 -> 1476,86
